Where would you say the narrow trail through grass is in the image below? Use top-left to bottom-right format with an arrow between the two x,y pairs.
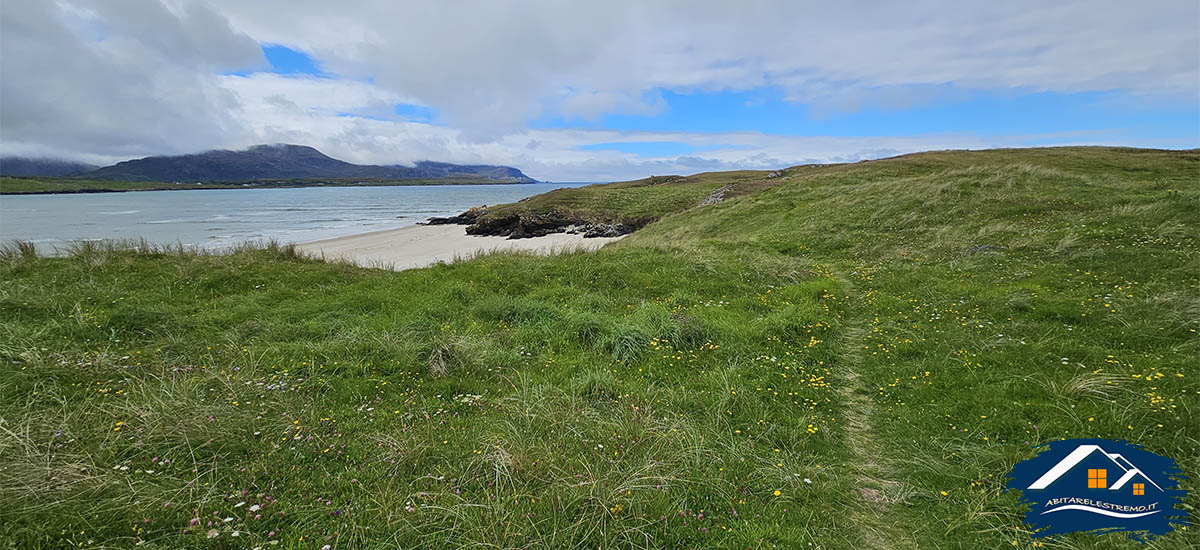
827,273 -> 912,550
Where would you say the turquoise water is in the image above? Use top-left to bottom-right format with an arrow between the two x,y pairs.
0,184 -> 589,250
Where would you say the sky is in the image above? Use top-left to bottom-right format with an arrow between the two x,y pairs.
1,1 -> 1197,181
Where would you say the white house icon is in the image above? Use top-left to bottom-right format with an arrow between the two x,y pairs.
1028,444 -> 1163,492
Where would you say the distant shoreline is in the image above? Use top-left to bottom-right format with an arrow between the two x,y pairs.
0,178 -> 546,195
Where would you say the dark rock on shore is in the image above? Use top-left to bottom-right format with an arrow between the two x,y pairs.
576,223 -> 629,238
426,207 -> 651,239
423,207 -> 485,226
466,211 -> 575,239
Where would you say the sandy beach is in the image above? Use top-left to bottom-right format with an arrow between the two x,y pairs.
296,224 -> 623,270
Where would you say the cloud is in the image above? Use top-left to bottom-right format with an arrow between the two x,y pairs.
1,0 -> 263,161
184,76 -> 1168,181
220,73 -> 417,122
1,1 -> 1195,177
210,0 -> 1198,131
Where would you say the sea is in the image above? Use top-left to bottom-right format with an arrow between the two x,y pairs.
0,183 -> 592,251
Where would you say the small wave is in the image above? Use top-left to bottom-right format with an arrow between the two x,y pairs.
98,210 -> 141,215
145,219 -> 253,225
1042,505 -> 1161,519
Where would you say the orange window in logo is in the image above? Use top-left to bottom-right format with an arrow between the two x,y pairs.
1087,469 -> 1107,488
1133,483 -> 1145,495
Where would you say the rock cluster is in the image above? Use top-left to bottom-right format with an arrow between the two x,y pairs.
425,206 -> 649,239
423,206 -> 486,226
697,184 -> 733,207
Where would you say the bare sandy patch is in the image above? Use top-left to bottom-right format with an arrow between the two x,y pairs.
296,224 -> 622,270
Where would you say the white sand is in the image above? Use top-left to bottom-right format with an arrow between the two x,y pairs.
296,224 -> 623,270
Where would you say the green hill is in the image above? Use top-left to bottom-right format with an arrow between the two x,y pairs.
1,147 -> 1196,548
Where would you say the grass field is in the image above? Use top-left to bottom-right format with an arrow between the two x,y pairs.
1,147 -> 1197,548
467,170 -> 776,226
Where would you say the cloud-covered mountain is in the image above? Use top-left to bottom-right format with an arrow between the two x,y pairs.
80,144 -> 535,182
0,157 -> 99,177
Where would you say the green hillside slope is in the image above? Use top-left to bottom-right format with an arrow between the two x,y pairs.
1,147 -> 1196,548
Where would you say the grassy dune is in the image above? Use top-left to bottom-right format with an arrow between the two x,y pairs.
469,170 -> 777,226
1,147 -> 1196,548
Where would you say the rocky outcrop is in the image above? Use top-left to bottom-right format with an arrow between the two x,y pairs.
425,206 -> 650,239
424,206 -> 486,225
697,184 -> 733,207
574,223 -> 630,238
465,211 -> 573,239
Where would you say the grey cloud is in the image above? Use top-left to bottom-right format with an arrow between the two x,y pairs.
95,0 -> 262,70
1,1 -> 1195,176
211,0 -> 1198,135
1,0 -> 263,160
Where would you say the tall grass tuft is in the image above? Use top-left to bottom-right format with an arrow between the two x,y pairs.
0,240 -> 38,261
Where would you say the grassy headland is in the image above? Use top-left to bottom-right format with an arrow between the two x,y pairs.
0,176 -> 532,194
1,147 -> 1197,548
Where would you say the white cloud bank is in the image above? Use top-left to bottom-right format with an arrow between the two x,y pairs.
1,0 -> 1196,180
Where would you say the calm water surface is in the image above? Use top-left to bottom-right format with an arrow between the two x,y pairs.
0,183 -> 590,250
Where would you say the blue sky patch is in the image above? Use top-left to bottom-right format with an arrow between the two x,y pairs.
394,103 -> 436,123
534,87 -> 1199,148
227,44 -> 326,77
223,44 -> 1197,153
261,44 -> 325,76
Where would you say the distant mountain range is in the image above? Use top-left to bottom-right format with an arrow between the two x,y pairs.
0,157 -> 99,177
0,144 -> 536,183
